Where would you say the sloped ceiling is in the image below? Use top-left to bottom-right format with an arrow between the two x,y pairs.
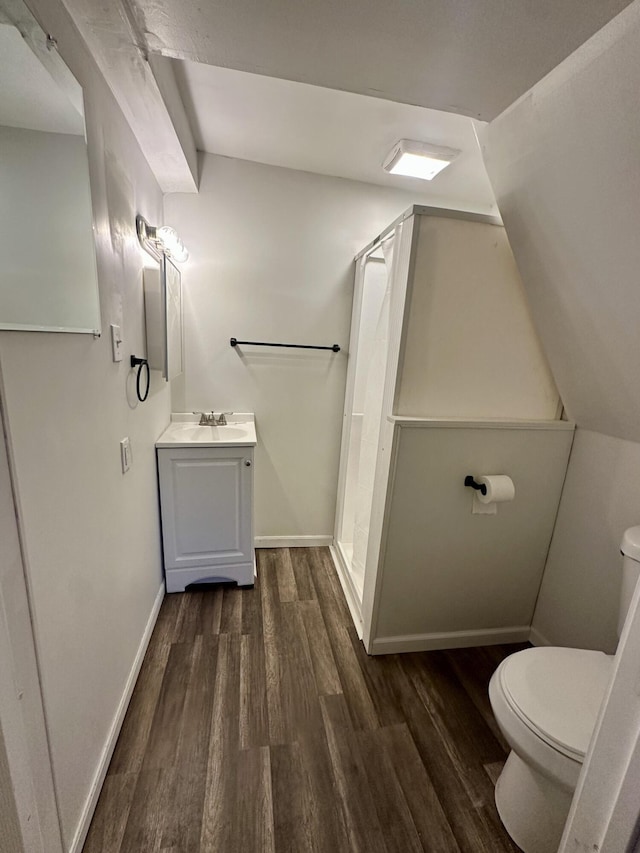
132,0 -> 633,121
55,0 -> 633,194
482,4 -> 640,441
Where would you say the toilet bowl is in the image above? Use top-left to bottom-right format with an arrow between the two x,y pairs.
489,525 -> 640,853
489,647 -> 612,853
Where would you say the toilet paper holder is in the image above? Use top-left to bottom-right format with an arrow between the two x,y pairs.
464,475 -> 487,496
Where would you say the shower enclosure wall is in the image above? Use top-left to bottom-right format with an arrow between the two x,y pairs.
333,206 -> 573,654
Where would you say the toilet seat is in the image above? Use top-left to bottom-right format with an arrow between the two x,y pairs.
498,647 -> 613,760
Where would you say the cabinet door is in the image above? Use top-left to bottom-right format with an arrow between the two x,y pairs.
158,447 -> 253,570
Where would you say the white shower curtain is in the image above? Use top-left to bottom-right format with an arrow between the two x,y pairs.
351,236 -> 395,591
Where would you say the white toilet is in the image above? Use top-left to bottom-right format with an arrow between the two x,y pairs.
489,525 -> 640,853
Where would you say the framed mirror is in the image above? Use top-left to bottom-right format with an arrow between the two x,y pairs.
0,0 -> 101,334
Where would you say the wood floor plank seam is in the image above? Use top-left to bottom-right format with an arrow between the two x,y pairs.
83,547 -> 521,853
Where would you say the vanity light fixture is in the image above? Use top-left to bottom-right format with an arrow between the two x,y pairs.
382,139 -> 461,181
136,214 -> 189,263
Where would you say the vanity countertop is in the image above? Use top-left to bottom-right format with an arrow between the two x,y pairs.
156,413 -> 257,448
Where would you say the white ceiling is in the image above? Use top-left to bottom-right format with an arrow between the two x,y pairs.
56,0 -> 634,195
0,24 -> 84,135
139,0 -> 633,121
174,61 -> 497,212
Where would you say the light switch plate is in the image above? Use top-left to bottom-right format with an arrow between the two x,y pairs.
120,437 -> 131,473
111,324 -> 123,362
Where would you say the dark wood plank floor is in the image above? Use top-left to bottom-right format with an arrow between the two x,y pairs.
83,547 -> 523,853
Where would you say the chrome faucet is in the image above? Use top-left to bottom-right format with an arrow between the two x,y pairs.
193,411 -> 231,426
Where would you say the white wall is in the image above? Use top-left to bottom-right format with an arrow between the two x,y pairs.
482,1 -> 640,651
0,0 -> 170,847
165,154 -> 447,540
0,725 -> 22,853
531,429 -> 640,653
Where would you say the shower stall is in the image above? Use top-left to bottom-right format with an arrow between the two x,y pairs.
333,205 -> 573,654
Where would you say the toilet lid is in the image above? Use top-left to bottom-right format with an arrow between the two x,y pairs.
500,647 -> 613,760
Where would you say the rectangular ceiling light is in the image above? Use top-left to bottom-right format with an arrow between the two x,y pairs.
383,139 -> 461,180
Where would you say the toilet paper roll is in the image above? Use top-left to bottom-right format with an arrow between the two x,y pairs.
476,475 -> 515,505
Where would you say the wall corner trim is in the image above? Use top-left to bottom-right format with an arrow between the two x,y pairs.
528,626 -> 553,647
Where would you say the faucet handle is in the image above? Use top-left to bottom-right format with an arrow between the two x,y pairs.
192,410 -> 215,425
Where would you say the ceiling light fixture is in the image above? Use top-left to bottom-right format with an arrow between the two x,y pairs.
382,139 -> 461,181
136,214 -> 189,263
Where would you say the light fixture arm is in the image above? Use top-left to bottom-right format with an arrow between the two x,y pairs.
136,214 -> 163,262
136,214 -> 189,263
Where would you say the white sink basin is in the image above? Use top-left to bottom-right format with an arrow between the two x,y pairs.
156,415 -> 257,448
175,425 -> 250,441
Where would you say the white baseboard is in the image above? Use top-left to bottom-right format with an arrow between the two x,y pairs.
328,545 -> 363,638
370,625 -> 531,655
528,625 -> 552,647
254,535 -> 333,548
69,582 -> 165,853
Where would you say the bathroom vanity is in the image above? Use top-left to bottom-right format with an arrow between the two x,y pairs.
156,414 -> 256,592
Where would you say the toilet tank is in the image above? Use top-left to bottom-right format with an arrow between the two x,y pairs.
619,526 -> 640,636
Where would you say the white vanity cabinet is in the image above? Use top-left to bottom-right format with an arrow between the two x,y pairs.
156,437 -> 255,593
